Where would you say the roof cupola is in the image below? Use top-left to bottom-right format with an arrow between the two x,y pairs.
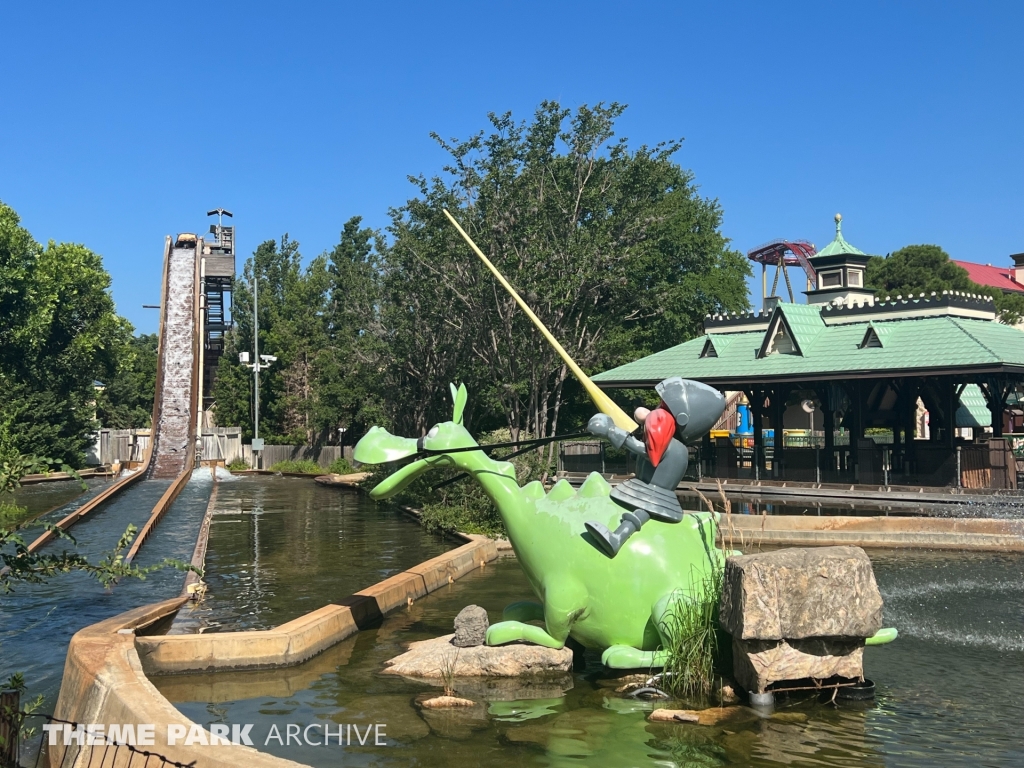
805,214 -> 876,307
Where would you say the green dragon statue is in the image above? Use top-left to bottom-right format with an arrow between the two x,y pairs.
354,383 -> 727,669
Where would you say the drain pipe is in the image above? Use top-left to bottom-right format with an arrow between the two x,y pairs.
956,445 -> 962,488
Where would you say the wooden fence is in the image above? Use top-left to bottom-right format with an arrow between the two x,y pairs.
200,427 -> 243,464
960,438 -> 1017,490
242,444 -> 343,469
90,426 -> 351,471
96,428 -> 151,465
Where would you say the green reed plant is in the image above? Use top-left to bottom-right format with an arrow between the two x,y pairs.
438,647 -> 461,697
657,565 -> 725,702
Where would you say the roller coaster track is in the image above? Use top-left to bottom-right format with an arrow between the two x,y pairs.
27,235 -> 202,561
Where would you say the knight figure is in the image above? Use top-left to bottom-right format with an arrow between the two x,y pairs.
584,377 -> 725,557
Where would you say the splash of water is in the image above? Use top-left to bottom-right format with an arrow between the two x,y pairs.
883,579 -> 1024,601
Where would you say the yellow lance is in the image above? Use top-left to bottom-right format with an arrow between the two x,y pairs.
442,209 -> 638,433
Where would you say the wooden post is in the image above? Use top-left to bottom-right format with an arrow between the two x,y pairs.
849,380 -> 862,482
946,377 -> 957,450
771,387 -> 786,479
904,378 -> 918,476
892,380 -> 903,474
823,401 -> 835,483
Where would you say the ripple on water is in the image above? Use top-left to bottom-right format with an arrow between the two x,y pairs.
169,476 -> 452,633
159,551 -> 1024,768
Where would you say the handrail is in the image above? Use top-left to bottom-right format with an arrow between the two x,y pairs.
25,237 -> 173,553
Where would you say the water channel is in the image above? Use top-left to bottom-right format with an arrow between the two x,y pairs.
153,480 -> 1024,768
3,477 -> 106,527
1,473 -> 211,706
170,475 -> 453,633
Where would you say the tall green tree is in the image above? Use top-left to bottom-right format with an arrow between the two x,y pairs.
0,202 -> 133,465
383,102 -> 750,440
315,217 -> 388,442
95,333 -> 158,428
866,244 -> 1024,324
212,237 -> 302,441
214,223 -> 391,445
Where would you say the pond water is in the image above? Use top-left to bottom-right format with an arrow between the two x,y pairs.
1,473 -> 210,708
2,476 -> 107,528
170,475 -> 453,633
159,550 -> 1024,768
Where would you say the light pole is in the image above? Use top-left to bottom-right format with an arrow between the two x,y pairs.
240,272 -> 275,468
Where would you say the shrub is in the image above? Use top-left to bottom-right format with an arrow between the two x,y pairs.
268,459 -> 324,474
226,459 -> 249,471
366,429 -> 555,538
0,500 -> 28,529
327,457 -> 356,475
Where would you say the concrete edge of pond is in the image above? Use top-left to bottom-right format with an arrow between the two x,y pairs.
399,494 -> 1024,553
724,514 -> 1024,551
53,537 -> 499,768
18,467 -> 116,485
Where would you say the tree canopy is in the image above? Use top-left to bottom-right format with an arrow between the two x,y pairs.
866,244 -> 1024,324
380,102 -> 751,440
95,333 -> 158,429
0,202 -> 136,465
213,102 -> 751,442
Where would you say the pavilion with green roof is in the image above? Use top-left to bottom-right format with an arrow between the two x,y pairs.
592,216 -> 1024,488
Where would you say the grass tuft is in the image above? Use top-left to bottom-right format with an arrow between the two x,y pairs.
0,500 -> 28,529
438,646 -> 461,697
658,566 -> 726,703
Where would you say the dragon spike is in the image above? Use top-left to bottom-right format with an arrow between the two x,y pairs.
443,209 -> 639,433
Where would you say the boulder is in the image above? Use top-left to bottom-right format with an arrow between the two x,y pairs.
453,605 -> 489,647
382,634 -> 573,678
732,637 -> 865,694
719,546 -> 883,640
419,695 -> 476,709
314,472 -> 371,487
648,709 -> 699,723
648,707 -> 758,727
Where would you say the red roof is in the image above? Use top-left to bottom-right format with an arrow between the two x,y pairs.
953,260 -> 1024,294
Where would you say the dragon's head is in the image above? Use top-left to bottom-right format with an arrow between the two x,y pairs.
354,383 -> 481,499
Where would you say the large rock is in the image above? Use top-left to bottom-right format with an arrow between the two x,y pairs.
719,546 -> 883,640
453,605 -> 489,647
382,634 -> 573,678
732,637 -> 865,694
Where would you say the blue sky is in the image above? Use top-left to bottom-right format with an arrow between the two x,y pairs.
2,1 -> 1021,334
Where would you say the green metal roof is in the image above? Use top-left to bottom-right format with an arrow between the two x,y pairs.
778,303 -> 826,349
957,384 -> 991,428
593,309 -> 1024,387
814,214 -> 866,259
